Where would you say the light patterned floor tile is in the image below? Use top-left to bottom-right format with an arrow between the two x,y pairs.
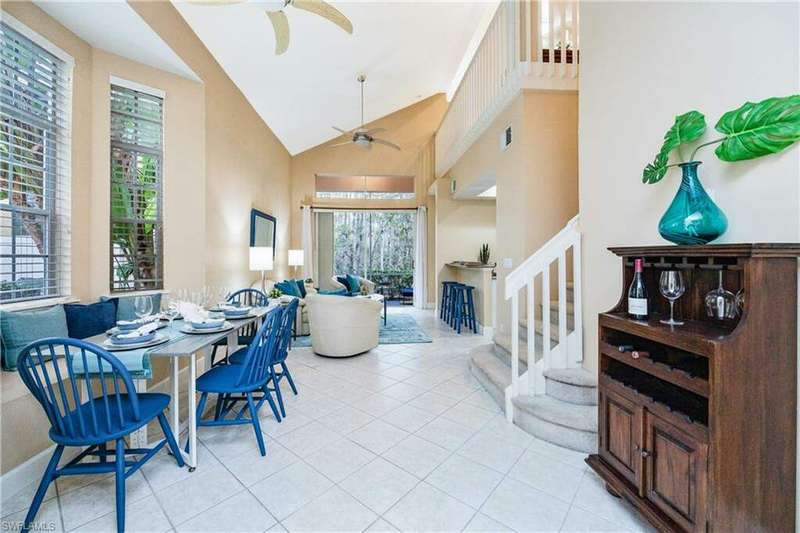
339,458 -> 418,514
153,466 -> 243,526
282,486 -> 377,532
73,495 -> 170,533
175,490 -> 276,532
509,449 -> 586,503
383,482 -> 475,532
382,435 -> 450,478
426,454 -> 504,509
414,416 -> 475,451
249,462 -> 333,520
304,439 -> 376,482
481,477 -> 570,532
347,420 -> 409,455
381,404 -> 438,433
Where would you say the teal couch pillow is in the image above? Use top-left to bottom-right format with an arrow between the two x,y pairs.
294,279 -> 307,298
275,281 -> 301,298
102,294 -> 162,322
1,305 -> 69,371
318,288 -> 348,296
345,274 -> 361,294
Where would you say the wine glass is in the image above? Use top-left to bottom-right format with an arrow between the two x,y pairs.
133,295 -> 153,322
659,271 -> 686,326
705,270 -> 737,320
161,295 -> 179,328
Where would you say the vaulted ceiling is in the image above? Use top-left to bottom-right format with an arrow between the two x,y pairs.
173,1 -> 494,154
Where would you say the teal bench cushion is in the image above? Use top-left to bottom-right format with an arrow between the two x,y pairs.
102,294 -> 162,322
1,305 -> 69,371
69,351 -> 152,380
345,274 -> 362,294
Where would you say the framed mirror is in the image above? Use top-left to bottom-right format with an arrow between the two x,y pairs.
250,208 -> 276,258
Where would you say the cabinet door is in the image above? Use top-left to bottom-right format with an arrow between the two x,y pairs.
643,412 -> 708,532
599,386 -> 643,491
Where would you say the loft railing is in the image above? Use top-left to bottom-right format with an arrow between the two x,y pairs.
435,0 -> 579,177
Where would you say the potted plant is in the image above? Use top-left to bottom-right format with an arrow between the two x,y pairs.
643,95 -> 800,245
268,287 -> 282,300
479,243 -> 491,265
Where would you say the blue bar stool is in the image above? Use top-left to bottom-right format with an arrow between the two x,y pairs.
451,284 -> 478,334
440,281 -> 460,323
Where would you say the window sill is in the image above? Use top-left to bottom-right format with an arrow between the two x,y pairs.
0,296 -> 80,313
106,289 -> 169,298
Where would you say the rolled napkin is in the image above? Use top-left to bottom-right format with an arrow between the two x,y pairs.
111,321 -> 160,345
219,304 -> 251,316
189,318 -> 225,330
178,301 -> 207,323
116,316 -> 156,331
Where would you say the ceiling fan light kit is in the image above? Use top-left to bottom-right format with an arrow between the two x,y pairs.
330,75 -> 402,152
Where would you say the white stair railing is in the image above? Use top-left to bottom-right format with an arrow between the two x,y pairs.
504,215 -> 582,420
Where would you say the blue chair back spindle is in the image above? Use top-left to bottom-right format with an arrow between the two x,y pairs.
18,338 -> 141,444
235,306 -> 283,389
228,288 -> 269,307
274,298 -> 299,364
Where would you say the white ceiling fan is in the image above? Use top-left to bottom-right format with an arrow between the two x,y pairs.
187,0 -> 353,55
330,75 -> 401,151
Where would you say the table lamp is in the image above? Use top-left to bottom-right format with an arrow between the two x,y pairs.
250,246 -> 273,293
288,249 -> 304,278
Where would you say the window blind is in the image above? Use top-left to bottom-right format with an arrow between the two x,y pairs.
109,84 -> 163,292
0,22 -> 72,303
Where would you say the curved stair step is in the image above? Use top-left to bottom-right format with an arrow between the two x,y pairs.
544,368 -> 598,406
468,344 -> 511,410
512,394 -> 597,454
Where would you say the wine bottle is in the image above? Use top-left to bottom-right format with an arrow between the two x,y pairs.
628,258 -> 648,320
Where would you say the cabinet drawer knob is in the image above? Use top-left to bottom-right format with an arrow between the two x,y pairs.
640,449 -> 651,458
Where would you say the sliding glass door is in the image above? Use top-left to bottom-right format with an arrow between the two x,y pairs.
316,209 -> 416,294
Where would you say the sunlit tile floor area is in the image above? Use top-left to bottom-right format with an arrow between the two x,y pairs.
2,308 -> 652,532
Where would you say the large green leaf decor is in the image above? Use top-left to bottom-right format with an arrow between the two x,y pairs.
642,94 -> 800,183
642,111 -> 706,184
714,95 -> 800,161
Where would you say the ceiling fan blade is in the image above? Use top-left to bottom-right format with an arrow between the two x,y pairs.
363,127 -> 386,136
372,138 -> 401,151
266,11 -> 290,55
185,0 -> 246,4
332,126 -> 351,135
329,141 -> 353,148
291,0 -> 353,33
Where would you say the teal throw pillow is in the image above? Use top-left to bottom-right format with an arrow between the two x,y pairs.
1,305 -> 69,371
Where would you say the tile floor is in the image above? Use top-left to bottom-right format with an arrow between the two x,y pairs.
2,308 -> 653,533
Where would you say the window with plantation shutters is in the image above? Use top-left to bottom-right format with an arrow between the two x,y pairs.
0,21 -> 72,304
109,83 -> 163,292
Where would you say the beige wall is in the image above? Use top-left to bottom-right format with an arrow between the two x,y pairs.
289,94 -> 446,304
0,0 -> 292,475
578,1 -> 800,373
433,177 -> 497,312
444,90 -> 578,338
130,2 -> 292,289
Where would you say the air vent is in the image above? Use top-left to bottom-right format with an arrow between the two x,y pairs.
450,178 -> 457,194
501,125 -> 512,151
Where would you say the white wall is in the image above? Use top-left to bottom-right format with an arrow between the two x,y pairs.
579,1 -> 800,373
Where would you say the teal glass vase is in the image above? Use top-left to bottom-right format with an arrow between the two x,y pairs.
658,161 -> 728,245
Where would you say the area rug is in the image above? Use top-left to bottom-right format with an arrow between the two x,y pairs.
292,313 -> 432,347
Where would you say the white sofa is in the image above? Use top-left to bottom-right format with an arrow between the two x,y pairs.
330,275 -> 376,294
305,293 -> 382,357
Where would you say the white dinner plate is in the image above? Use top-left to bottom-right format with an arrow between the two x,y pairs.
102,333 -> 170,351
180,322 -> 234,335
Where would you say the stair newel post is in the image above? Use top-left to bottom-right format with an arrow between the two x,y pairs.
558,249 -> 568,368
510,291 -> 520,401
542,265 -> 551,375
527,276 -> 537,395
571,234 -> 583,366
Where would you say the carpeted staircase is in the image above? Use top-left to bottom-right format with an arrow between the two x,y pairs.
468,282 -> 598,453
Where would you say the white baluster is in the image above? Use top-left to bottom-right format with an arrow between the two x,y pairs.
527,279 -> 536,395
542,266 -> 551,374
511,292 -> 519,396
558,249 -> 568,368
572,235 -> 583,365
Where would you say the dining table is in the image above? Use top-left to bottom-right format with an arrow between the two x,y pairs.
84,304 -> 277,471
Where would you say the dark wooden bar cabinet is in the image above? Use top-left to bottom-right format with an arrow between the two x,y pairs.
586,244 -> 798,532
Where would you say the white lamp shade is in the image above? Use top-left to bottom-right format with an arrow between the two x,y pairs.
249,247 -> 274,271
288,249 -> 304,267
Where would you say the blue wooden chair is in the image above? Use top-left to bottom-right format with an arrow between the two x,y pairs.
17,338 -> 184,533
228,299 -> 299,419
191,306 -> 283,456
210,288 -> 269,366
